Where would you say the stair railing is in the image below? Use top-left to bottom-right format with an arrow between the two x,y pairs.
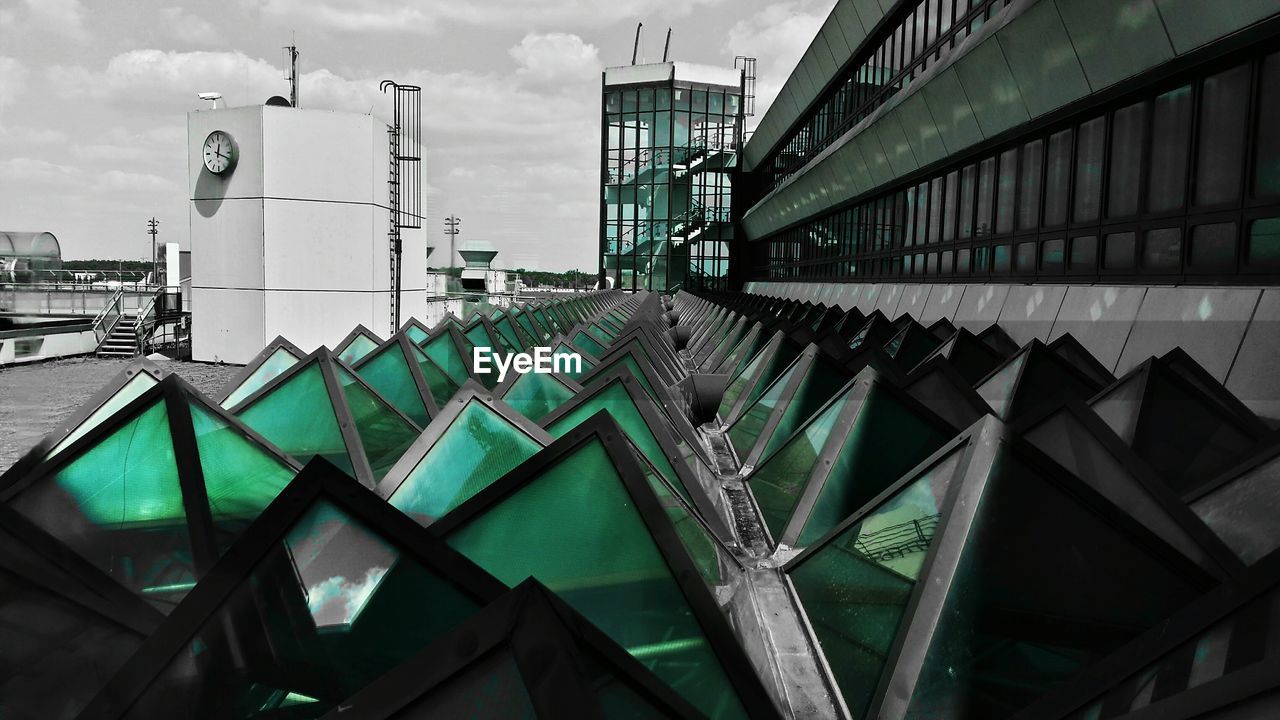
91,286 -> 125,345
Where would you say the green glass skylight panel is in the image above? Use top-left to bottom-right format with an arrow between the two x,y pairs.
237,363 -> 354,477
751,393 -> 849,541
554,341 -> 593,380
574,331 -> 608,358
727,361 -> 798,459
587,354 -> 662,407
788,452 -> 960,720
388,400 -> 542,524
545,382 -> 691,506
190,402 -> 296,545
405,324 -> 430,344
501,371 -> 574,422
718,347 -> 768,417
754,358 -> 848,462
47,372 -> 158,459
411,345 -> 461,409
494,316 -> 526,350
795,389 -> 951,546
718,328 -> 763,376
337,367 -> 420,482
513,311 -> 543,344
11,399 -> 196,606
531,308 -> 558,335
442,439 -> 747,720
587,324 -> 615,346
719,341 -> 798,422
421,333 -> 471,387
337,335 -> 379,366
465,322 -> 499,352
632,444 -> 729,588
223,347 -> 299,409
119,498 -> 484,716
357,344 -> 432,427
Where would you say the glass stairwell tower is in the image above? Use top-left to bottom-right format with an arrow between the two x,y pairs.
600,61 -> 745,293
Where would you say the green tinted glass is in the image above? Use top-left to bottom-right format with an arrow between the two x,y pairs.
190,402 -> 296,548
750,392 -> 849,541
587,355 -> 661,406
356,344 -> 431,427
531,308 -> 558,335
411,345 -> 462,410
389,401 -> 542,524
406,324 -> 429,344
48,372 -> 159,459
588,324 -> 616,346
421,334 -> 472,387
727,360 -> 799,459
409,647 -> 538,717
443,440 -> 746,719
337,367 -> 421,482
338,335 -> 379,366
632,443 -> 728,588
122,499 -> 482,716
224,347 -> 300,409
545,382 -> 692,506
554,342 -> 593,380
495,317 -> 526,350
465,322 -> 498,352
502,372 -> 574,422
975,352 -> 1027,419
757,359 -> 847,460
573,331 -> 608,358
237,362 -> 353,477
13,400 -> 195,607
514,312 -> 543,344
789,452 -> 960,719
718,345 -> 769,418
798,388 -> 951,546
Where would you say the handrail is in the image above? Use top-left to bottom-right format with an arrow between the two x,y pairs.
91,286 -> 126,344
133,289 -> 162,353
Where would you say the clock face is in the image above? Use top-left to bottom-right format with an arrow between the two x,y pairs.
202,130 -> 237,174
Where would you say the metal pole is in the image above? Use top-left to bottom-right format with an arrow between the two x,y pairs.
631,22 -> 643,65
147,217 -> 159,286
662,28 -> 672,62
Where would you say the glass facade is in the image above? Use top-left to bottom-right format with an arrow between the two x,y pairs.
601,69 -> 744,292
751,44 -> 1280,284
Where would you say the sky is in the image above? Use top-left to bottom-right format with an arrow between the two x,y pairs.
0,0 -> 833,271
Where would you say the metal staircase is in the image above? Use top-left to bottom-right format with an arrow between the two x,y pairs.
97,315 -> 139,357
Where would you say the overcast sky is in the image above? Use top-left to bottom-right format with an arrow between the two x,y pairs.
0,0 -> 832,271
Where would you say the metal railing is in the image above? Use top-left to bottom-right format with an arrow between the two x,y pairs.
91,286 -> 126,345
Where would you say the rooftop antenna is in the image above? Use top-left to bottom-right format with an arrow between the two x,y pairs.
631,22 -> 643,65
283,40 -> 299,107
662,28 -> 672,62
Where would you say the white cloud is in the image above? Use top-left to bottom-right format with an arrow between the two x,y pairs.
20,0 -> 89,40
510,33 -> 600,84
249,0 -> 726,35
723,0 -> 831,120
160,8 -> 225,46
0,57 -> 28,119
93,169 -> 178,195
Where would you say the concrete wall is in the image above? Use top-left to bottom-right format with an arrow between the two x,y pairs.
189,106 -> 427,364
0,327 -> 97,366
746,280 -> 1280,424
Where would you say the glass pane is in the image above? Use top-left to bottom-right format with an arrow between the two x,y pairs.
976,352 -> 1027,419
223,348 -> 299,409
405,648 -> 537,717
1148,85 -> 1192,213
1041,238 -> 1065,273
750,393 -> 849,541
1247,218 -> 1280,270
1073,117 -> 1105,223
191,402 -> 296,551
389,400 -> 541,524
11,400 -> 195,607
1104,232 -> 1136,271
1018,139 -> 1043,230
1108,102 -> 1146,218
49,372 -> 159,458
122,499 -> 483,717
337,367 -> 421,482
1015,241 -> 1037,273
1142,228 -> 1182,272
995,149 -> 1016,234
421,334 -> 471,387
1194,64 -> 1250,206
1254,51 -> 1280,197
237,362 -> 353,478
337,335 -> 378,366
1191,456 -> 1280,564
1069,236 -> 1098,272
443,439 -> 748,720
413,346 -> 462,410
727,360 -> 799,459
788,451 -> 960,720
356,345 -> 431,427
1189,223 -> 1237,272
501,371 -> 574,422
1043,129 -> 1072,226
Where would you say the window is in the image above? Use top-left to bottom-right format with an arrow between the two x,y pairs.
994,244 -> 1012,273
943,170 -> 959,243
1069,236 -> 1098,272
1247,218 -> 1280,270
958,164 -> 976,240
1195,65 -> 1250,207
977,157 -> 996,238
1254,52 -> 1280,197
957,248 -> 972,274
1015,242 -> 1037,273
1041,238 -> 1065,274
1143,228 -> 1183,272
1018,139 -> 1043,230
1073,117 -> 1105,223
996,149 -> 1017,234
1108,102 -> 1146,218
1189,223 -> 1237,272
1105,232 -> 1136,271
1044,129 -> 1073,226
1148,86 -> 1193,213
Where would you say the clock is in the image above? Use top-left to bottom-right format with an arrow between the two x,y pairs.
202,130 -> 237,174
